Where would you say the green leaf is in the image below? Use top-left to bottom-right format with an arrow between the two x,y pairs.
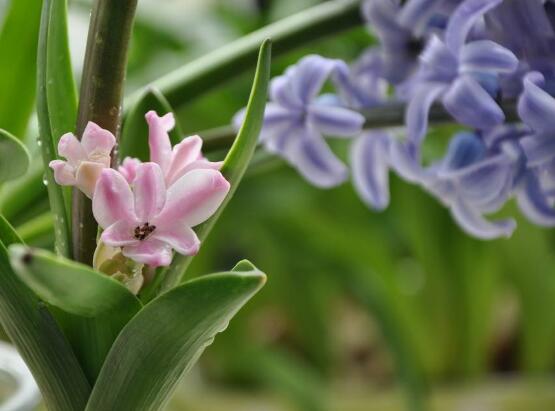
9,245 -> 142,317
0,241 -> 90,409
9,245 -> 143,383
86,260 -> 266,411
37,0 -> 72,258
120,86 -> 183,161
0,0 -> 42,136
46,0 -> 78,142
153,40 -> 272,296
0,165 -> 47,222
0,213 -> 23,246
0,129 -> 30,183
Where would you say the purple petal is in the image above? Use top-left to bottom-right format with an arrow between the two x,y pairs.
351,132 -> 391,210
459,40 -> 518,73
284,127 -> 348,188
419,36 -> 458,81
406,83 -> 446,144
269,75 -> 303,109
517,172 -> 555,227
445,0 -> 503,53
389,141 -> 431,183
308,104 -> 364,137
451,198 -> 516,239
439,132 -> 486,172
520,133 -> 555,167
517,71 -> 555,133
292,55 -> 339,104
442,75 -> 504,129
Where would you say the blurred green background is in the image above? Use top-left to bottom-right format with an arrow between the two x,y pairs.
2,0 -> 555,410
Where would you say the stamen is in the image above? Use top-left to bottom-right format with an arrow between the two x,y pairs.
134,222 -> 156,240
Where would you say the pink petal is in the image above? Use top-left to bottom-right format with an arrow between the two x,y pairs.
122,239 -> 173,267
165,135 -> 202,184
58,133 -> 86,165
146,110 -> 174,173
118,157 -> 141,183
153,225 -> 200,256
155,169 -> 230,228
166,159 -> 223,187
101,220 -> 139,247
81,122 -> 116,161
75,161 -> 106,198
92,168 -> 137,228
49,160 -> 76,186
133,162 -> 166,222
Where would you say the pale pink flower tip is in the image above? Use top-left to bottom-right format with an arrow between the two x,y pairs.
92,162 -> 230,267
48,122 -> 116,198
146,110 -> 222,187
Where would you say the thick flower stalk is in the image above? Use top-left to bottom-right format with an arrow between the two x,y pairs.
231,0 -> 555,239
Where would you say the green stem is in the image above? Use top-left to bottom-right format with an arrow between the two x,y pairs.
197,99 -> 520,150
73,0 -> 138,265
125,0 -> 363,111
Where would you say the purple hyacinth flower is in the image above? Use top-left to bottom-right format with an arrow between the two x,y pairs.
391,131 -> 518,239
405,0 -> 518,146
515,71 -> 555,226
234,55 -> 364,188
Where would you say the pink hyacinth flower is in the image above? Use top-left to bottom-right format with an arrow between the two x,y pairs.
49,122 -> 116,198
146,110 -> 222,186
92,162 -> 230,267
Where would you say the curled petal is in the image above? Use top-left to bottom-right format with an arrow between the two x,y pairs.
269,75 -> 303,109
517,172 -> 555,227
146,110 -> 174,173
445,0 -> 503,53
93,168 -> 136,228
389,141 -> 431,184
308,104 -> 364,137
156,169 -> 230,228
49,160 -> 76,186
459,40 -> 518,74
398,0 -> 442,36
351,132 -> 391,211
292,55 -> 340,104
153,225 -> 200,256
520,133 -> 555,167
80,122 -> 116,161
101,220 -> 139,247
451,198 -> 516,239
118,157 -> 141,184
75,161 -> 106,198
419,36 -> 458,81
58,133 -> 86,165
517,71 -> 555,133
439,132 -> 486,172
406,83 -> 446,144
133,163 -> 166,223
442,75 -> 504,129
122,239 -> 173,267
285,128 -> 348,188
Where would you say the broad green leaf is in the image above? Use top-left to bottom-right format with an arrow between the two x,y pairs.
37,0 -> 72,258
9,245 -> 142,317
0,129 -> 30,183
87,260 -> 266,411
0,241 -> 90,409
0,0 -> 42,136
0,213 -> 23,246
0,165 -> 47,222
9,245 -> 143,383
46,0 -> 78,141
120,86 -> 183,161
153,40 -> 271,297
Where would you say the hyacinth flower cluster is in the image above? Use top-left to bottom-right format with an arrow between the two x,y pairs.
234,0 -> 555,239
50,111 -> 230,279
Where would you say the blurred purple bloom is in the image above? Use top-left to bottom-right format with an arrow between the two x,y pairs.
405,0 -> 518,145
234,55 -> 364,188
391,131 -> 518,239
515,71 -> 555,226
